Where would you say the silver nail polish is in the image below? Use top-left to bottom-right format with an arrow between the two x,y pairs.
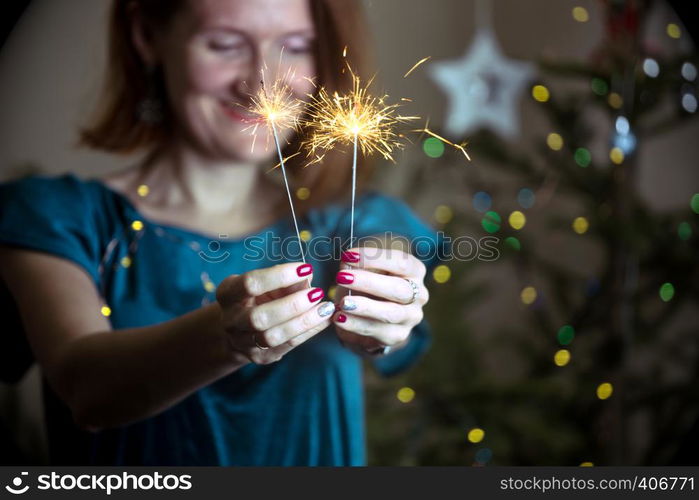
342,298 -> 357,311
318,302 -> 335,317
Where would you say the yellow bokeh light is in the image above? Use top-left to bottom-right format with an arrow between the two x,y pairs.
433,264 -> 451,284
204,281 -> 216,293
137,184 -> 149,197
434,205 -> 453,224
532,85 -> 550,102
666,23 -> 681,39
131,220 -> 144,231
547,133 -> 563,151
397,387 -> 415,403
554,349 -> 571,367
468,427 -> 485,443
520,286 -> 537,305
296,187 -> 310,200
580,462 -> 594,467
610,147 -> 624,164
120,256 -> 132,268
299,230 -> 312,242
327,285 -> 337,300
607,92 -> 623,109
509,211 -> 526,230
572,6 -> 589,22
100,305 -> 112,317
597,382 -> 613,400
572,217 -> 589,234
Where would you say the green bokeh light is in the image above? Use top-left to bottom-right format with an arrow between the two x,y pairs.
481,211 -> 501,233
678,221 -> 692,240
691,194 -> 699,214
504,236 -> 521,251
557,325 -> 575,345
423,137 -> 445,158
659,282 -> 675,302
574,148 -> 592,167
591,78 -> 609,96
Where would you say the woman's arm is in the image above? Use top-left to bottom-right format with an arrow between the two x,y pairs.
0,245 -> 248,432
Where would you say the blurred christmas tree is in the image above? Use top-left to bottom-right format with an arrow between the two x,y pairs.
365,0 -> 699,465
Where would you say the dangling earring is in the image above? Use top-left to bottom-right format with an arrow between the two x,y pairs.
137,65 -> 164,125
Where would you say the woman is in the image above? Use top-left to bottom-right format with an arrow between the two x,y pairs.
0,0 -> 440,465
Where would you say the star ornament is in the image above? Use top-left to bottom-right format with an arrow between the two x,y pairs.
429,29 -> 535,139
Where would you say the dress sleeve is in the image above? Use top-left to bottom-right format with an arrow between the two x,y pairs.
332,191 -> 448,377
0,174 -> 101,283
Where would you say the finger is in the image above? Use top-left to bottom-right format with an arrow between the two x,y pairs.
255,301 -> 335,348
217,262 -> 313,305
338,295 -> 423,325
256,280 -> 310,304
335,269 -> 427,305
248,286 -> 326,333
332,311 -> 406,346
340,247 -> 426,279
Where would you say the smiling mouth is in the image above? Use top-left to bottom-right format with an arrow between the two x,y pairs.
221,101 -> 264,124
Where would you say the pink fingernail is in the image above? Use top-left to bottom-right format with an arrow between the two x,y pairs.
336,271 -> 354,285
336,313 -> 347,323
341,251 -> 361,263
297,263 -> 313,277
307,287 -> 324,302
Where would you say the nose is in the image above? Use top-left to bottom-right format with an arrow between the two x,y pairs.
232,54 -> 283,102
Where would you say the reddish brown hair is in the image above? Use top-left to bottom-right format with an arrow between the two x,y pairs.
79,0 -> 376,212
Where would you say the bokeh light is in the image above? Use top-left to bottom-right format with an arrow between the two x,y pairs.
597,382 -> 613,400
572,217 -> 589,234
482,211 -> 502,233
678,221 -> 692,240
681,94 -> 697,113
434,205 -> 453,224
423,137 -> 445,158
681,62 -> 697,82
666,23 -> 681,39
690,194 -> 699,214
299,230 -> 312,242
517,188 -> 536,209
509,211 -> 526,230
296,187 -> 310,200
659,282 -> 675,302
120,256 -> 132,268
609,147 -> 624,164
433,264 -> 451,284
397,387 -> 415,403
100,305 -> 112,317
580,462 -> 594,467
557,325 -> 575,345
554,349 -> 571,367
137,184 -> 149,197
572,6 -> 589,22
591,78 -> 608,96
574,147 -> 592,167
608,92 -> 623,109
642,58 -> 659,78
532,84 -> 550,102
505,236 -> 521,251
547,133 -> 564,151
473,191 -> 492,213
131,220 -> 144,231
520,286 -> 537,305
468,428 -> 485,443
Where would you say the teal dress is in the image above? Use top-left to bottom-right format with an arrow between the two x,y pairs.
0,173 -> 442,465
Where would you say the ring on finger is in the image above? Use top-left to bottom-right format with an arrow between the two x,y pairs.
253,331 -> 269,350
404,278 -> 419,305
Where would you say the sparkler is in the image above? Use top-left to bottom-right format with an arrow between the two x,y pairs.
243,70 -> 311,279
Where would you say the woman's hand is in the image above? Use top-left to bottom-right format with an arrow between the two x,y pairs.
216,262 -> 335,365
331,247 -> 429,355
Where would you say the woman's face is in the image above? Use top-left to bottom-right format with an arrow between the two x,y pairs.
152,0 -> 317,162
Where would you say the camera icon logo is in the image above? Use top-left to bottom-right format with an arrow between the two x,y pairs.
5,472 -> 29,495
